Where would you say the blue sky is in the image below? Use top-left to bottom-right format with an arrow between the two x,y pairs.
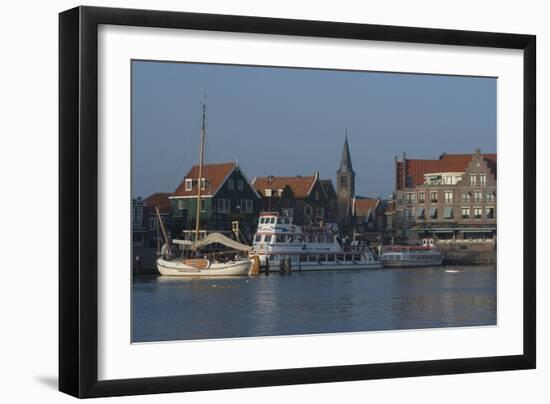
132,61 -> 496,199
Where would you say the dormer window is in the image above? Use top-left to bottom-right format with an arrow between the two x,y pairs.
200,178 -> 206,190
264,189 -> 272,197
185,179 -> 192,191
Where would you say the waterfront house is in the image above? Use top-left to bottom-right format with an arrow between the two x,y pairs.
253,172 -> 337,225
352,197 -> 387,236
132,192 -> 172,273
393,149 -> 497,241
170,162 -> 261,241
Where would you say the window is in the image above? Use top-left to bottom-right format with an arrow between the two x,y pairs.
474,191 -> 482,203
470,175 -> 477,187
406,193 -> 415,203
264,189 -> 272,197
480,174 -> 486,187
445,176 -> 453,185
200,198 -> 206,212
486,207 -> 495,219
474,208 -> 482,219
227,179 -> 234,190
276,235 -> 285,243
486,192 -> 496,202
200,178 -> 206,190
241,199 -> 253,214
462,192 -> 471,202
185,178 -> 192,191
418,192 -> 425,203
405,208 -> 413,219
461,207 -> 470,219
177,199 -> 186,210
217,198 -> 230,213
282,208 -> 294,217
263,234 -> 273,243
430,191 -> 438,203
444,191 -> 453,204
237,179 -> 244,191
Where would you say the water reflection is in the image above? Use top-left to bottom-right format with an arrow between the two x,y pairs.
132,265 -> 496,342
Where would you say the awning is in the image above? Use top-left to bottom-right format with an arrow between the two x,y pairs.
459,229 -> 495,233
429,207 -> 437,218
443,207 -> 453,219
191,232 -> 252,251
416,207 -> 425,218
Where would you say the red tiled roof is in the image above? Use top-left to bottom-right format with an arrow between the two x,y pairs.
253,176 -> 316,199
354,198 -> 379,216
173,162 -> 236,197
144,192 -> 172,214
396,153 -> 497,190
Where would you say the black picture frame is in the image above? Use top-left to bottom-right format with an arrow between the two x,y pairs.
59,5 -> 536,398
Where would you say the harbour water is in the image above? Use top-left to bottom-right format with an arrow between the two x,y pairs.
132,265 -> 496,342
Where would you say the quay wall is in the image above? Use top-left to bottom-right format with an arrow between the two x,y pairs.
436,240 -> 496,265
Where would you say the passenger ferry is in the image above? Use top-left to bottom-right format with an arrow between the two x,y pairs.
251,212 -> 382,271
380,239 -> 444,268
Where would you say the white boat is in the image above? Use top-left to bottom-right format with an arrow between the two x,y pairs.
157,257 -> 251,276
155,96 -> 252,276
251,212 -> 382,271
380,240 -> 444,268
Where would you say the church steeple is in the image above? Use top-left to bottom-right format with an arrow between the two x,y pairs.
338,130 -> 354,173
336,131 -> 356,224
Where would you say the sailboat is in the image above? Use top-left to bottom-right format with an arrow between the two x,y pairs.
156,96 -> 253,276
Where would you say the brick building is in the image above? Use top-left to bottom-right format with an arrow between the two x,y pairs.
392,149 -> 497,240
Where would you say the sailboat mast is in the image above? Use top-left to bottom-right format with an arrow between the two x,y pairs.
194,95 -> 207,241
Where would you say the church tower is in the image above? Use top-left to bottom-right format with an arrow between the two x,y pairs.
337,131 -> 355,224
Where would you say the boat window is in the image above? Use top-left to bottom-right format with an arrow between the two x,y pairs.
263,235 -> 273,243
345,254 -> 352,262
300,254 -> 307,262
276,218 -> 282,224
354,254 -> 361,261
254,234 -> 261,243
327,254 -> 335,262
284,217 -> 290,224
309,255 -> 318,262
336,254 -> 344,261
276,235 -> 285,243
259,217 -> 265,224
269,255 -> 275,261
269,217 -> 275,224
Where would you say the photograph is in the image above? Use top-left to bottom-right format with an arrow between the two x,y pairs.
131,60 -> 497,343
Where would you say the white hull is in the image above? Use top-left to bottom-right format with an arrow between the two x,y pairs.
157,258 -> 251,276
265,261 -> 382,271
381,258 -> 444,268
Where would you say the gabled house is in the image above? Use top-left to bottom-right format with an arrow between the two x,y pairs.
132,192 -> 172,274
352,197 -> 387,236
253,172 -> 337,225
170,162 -> 261,240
